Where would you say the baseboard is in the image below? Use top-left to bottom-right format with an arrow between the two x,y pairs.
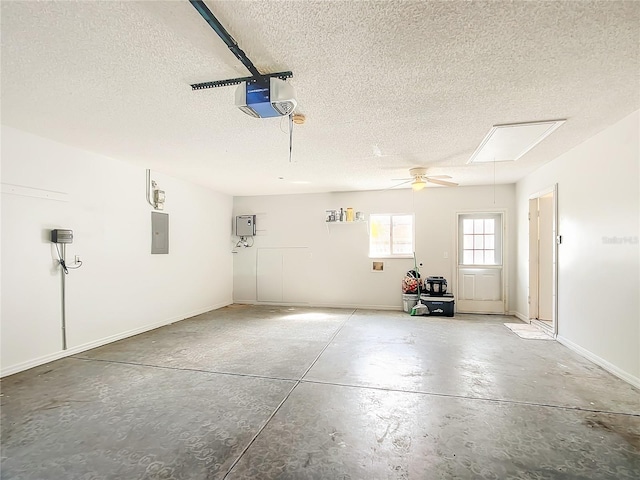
510,311 -> 528,322
556,335 -> 640,389
234,300 -> 401,311
310,302 -> 401,311
0,300 -> 232,378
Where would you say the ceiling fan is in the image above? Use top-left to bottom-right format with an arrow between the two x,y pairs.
391,167 -> 458,191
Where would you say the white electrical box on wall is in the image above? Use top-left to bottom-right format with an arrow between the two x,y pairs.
236,215 -> 256,237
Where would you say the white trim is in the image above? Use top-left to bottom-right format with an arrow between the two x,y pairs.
528,185 -> 556,200
556,335 -> 640,389
234,300 -> 402,311
467,120 -> 566,164
455,210 -> 508,314
457,264 -> 502,269
531,319 -> 555,337
528,184 -> 559,336
0,301 -> 232,378
511,311 -> 528,322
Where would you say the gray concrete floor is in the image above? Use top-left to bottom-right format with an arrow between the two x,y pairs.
1,305 -> 639,479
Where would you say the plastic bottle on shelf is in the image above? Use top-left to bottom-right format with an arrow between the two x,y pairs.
346,207 -> 354,222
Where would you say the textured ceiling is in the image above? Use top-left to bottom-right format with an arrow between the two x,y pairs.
1,1 -> 639,196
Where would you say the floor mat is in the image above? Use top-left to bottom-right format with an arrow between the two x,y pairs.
504,322 -> 553,340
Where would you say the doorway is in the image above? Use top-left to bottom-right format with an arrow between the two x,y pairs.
528,186 -> 557,335
456,212 -> 506,314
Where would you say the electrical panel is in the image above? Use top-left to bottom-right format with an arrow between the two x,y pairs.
51,229 -> 73,244
151,212 -> 169,254
236,215 -> 256,237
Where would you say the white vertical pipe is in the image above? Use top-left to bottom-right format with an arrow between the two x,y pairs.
61,243 -> 67,350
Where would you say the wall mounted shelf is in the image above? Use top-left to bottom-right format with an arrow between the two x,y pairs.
325,220 -> 369,235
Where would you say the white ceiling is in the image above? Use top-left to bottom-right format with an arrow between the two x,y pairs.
2,1 -> 638,196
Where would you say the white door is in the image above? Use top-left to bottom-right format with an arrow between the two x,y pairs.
528,186 -> 557,334
456,213 -> 505,314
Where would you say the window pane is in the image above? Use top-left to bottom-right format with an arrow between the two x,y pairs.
484,219 -> 495,234
459,214 -> 502,267
484,235 -> 495,249
463,235 -> 474,249
463,219 -> 474,234
370,214 -> 413,256
392,215 -> 413,254
370,215 -> 391,256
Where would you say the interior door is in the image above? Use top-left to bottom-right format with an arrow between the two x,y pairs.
456,213 -> 505,314
528,187 -> 557,333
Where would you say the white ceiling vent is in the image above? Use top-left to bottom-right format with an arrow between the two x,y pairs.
468,120 -> 566,164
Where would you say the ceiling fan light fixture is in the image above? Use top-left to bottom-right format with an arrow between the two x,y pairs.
411,179 -> 426,191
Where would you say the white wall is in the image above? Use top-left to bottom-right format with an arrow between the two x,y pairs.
516,110 -> 640,386
233,185 -> 516,310
1,126 -> 233,376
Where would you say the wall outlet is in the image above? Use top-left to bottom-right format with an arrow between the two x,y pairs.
443,251 -> 449,259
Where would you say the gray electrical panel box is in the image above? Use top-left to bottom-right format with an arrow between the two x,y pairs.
151,212 -> 169,254
236,215 -> 256,236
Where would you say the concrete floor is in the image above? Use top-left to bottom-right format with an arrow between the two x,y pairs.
1,305 -> 639,479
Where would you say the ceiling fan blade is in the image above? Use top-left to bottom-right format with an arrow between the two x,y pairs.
425,175 -> 452,179
427,178 -> 458,187
383,179 -> 412,191
391,177 -> 412,181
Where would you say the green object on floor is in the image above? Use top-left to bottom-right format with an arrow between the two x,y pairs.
410,252 -> 429,316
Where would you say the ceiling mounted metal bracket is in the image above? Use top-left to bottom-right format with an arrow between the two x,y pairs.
191,71 -> 293,91
188,0 -> 294,90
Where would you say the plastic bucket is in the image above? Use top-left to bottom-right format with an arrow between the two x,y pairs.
402,294 -> 419,313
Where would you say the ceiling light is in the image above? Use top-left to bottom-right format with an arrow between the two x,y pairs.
468,120 -> 566,164
411,179 -> 426,191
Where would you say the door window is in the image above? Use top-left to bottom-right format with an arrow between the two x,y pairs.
458,213 -> 502,265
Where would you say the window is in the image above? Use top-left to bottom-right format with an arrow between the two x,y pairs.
369,214 -> 414,257
458,213 -> 502,265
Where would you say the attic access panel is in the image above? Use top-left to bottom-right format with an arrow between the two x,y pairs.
468,120 -> 566,163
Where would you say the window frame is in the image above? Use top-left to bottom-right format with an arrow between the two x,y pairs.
457,212 -> 503,266
369,213 -> 415,259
